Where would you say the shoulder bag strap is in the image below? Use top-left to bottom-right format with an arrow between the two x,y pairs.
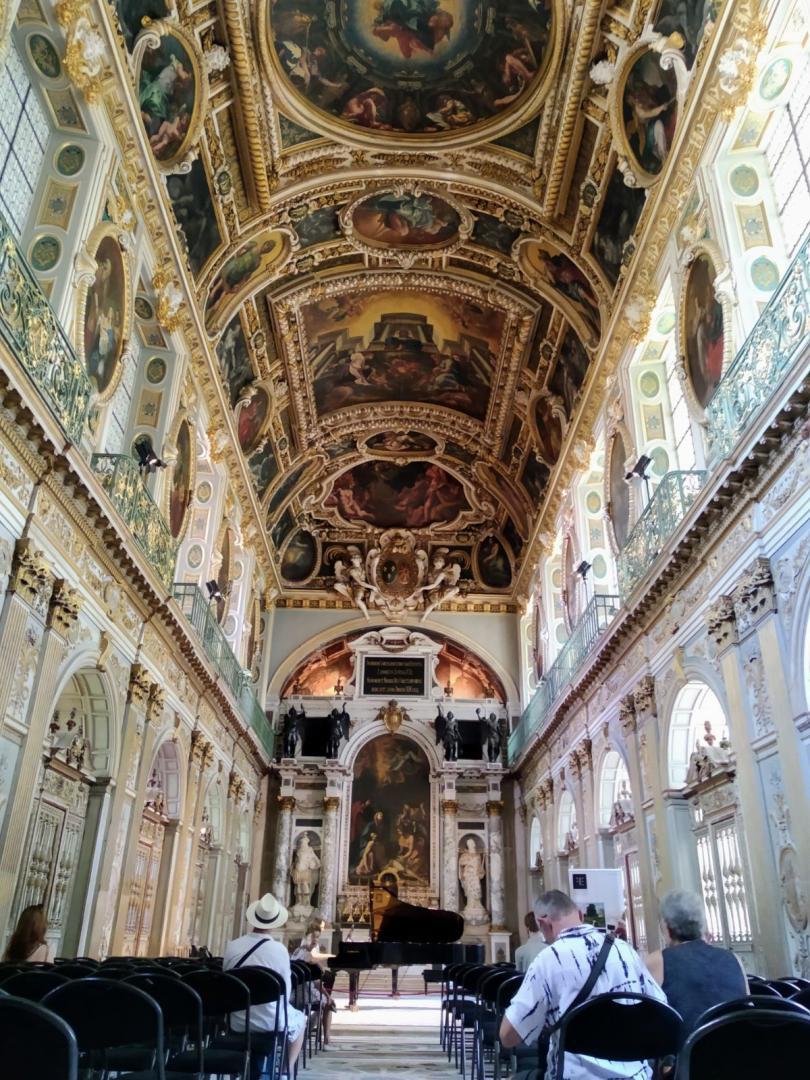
233,937 -> 269,969
547,933 -> 615,1080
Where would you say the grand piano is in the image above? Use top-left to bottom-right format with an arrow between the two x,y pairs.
328,880 -> 484,1008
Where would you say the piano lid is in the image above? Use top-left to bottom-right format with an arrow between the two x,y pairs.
371,882 -> 464,945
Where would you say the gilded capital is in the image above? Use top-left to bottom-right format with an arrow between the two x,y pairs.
618,694 -> 636,736
47,578 -> 83,636
486,799 -> 504,816
324,795 -> 340,812
441,799 -> 459,814
146,682 -> 166,723
633,676 -> 657,722
128,662 -> 152,709
10,539 -> 53,617
706,595 -> 738,653
733,557 -> 776,635
228,771 -> 246,801
279,795 -> 296,812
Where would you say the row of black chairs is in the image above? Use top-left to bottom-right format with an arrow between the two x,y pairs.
439,961 -> 810,1080
0,955 -> 328,1080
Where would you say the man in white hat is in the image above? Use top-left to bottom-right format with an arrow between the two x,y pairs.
223,892 -> 306,1078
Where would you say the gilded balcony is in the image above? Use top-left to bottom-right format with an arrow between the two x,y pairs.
0,211 -> 91,444
617,470 -> 706,601
707,235 -> 810,462
91,454 -> 178,589
509,593 -> 619,763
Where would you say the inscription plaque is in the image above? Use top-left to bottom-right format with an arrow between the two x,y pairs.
362,656 -> 426,697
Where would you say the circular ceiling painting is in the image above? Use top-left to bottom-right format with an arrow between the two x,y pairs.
264,0 -> 559,145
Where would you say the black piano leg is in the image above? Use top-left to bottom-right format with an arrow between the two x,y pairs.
348,970 -> 360,1012
390,967 -> 400,998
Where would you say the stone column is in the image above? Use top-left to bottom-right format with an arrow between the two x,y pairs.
441,799 -> 459,911
0,550 -> 83,934
707,594 -> 791,974
271,796 -> 296,904
179,740 -> 216,949
487,800 -> 506,930
319,795 -> 341,926
86,664 -> 152,957
536,779 -> 556,889
621,687 -> 661,951
733,559 -> 810,922
571,740 -> 595,864
249,782 -> 267,901
150,821 -> 179,955
165,733 -> 211,954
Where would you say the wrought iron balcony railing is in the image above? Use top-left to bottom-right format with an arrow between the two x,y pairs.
617,470 -> 707,601
707,235 -> 810,462
91,454 -> 178,589
0,211 -> 92,444
508,593 -> 620,763
173,583 -> 274,758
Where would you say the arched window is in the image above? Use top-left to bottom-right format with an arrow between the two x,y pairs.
668,681 -> 729,788
557,788 -> 577,852
599,750 -> 631,828
529,816 -> 542,871
0,41 -> 50,236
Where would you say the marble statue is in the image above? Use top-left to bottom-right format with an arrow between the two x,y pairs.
420,549 -> 462,621
686,720 -> 733,785
333,547 -> 379,620
281,705 -> 304,759
291,833 -> 321,914
458,838 -> 487,922
326,705 -> 351,759
610,779 -> 634,827
477,708 -> 502,763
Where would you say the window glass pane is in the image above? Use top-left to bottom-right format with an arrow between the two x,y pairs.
0,42 -> 50,239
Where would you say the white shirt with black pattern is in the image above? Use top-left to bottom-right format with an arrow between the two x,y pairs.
504,924 -> 667,1080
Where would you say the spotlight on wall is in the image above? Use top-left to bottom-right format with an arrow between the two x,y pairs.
135,440 -> 166,475
625,454 -> 653,503
205,580 -> 223,603
576,560 -> 592,581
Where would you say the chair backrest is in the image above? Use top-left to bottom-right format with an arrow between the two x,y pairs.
768,978 -> 802,997
459,964 -> 487,995
42,977 -> 165,1060
0,969 -> 70,1001
676,1009 -> 810,1078
230,965 -> 285,1008
495,974 -> 524,1013
560,992 -> 683,1062
790,987 -> 810,1008
125,972 -> 205,1031
479,968 -> 517,1006
0,993 -> 79,1080
95,964 -> 138,979
182,969 -> 251,1023
53,962 -> 97,979
696,995 -> 810,1027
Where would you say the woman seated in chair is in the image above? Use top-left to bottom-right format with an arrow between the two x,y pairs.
3,904 -> 50,963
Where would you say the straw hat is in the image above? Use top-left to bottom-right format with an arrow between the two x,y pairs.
246,892 -> 289,931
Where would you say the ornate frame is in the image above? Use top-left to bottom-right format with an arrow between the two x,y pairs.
202,226 -> 295,334
603,420 -> 637,557
474,532 -> 514,594
256,0 -> 565,152
132,20 -> 209,174
676,239 -> 734,417
338,183 -> 474,268
528,388 -> 568,470
278,527 -> 321,588
234,380 -> 274,457
163,409 -> 197,543
609,37 -> 688,190
74,221 -> 133,405
514,234 -> 604,349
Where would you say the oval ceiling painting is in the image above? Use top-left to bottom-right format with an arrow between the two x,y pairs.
169,419 -> 193,539
281,529 -> 319,583
682,252 -> 725,409
136,26 -> 203,168
326,461 -> 468,529
366,430 -> 437,454
236,386 -> 270,455
266,0 -> 558,142
477,535 -> 512,590
81,231 -> 129,401
608,430 -> 630,549
349,190 -> 463,252
620,48 -> 678,182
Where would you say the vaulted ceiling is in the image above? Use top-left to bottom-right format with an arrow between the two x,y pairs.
120,0 -> 707,604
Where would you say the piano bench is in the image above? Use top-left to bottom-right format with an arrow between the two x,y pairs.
423,969 -> 445,994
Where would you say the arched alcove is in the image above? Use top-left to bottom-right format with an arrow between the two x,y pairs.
599,749 -> 631,828
557,788 -> 577,852
668,681 -> 729,788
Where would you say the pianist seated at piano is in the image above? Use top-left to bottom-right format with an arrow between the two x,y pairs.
223,893 -> 306,1079
292,919 -> 338,1046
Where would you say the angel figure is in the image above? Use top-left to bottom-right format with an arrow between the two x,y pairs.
476,708 -> 502,763
326,706 -> 351,759
333,548 -> 378,619
419,549 -> 461,621
280,705 -> 304,759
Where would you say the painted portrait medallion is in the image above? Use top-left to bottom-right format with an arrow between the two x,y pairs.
682,252 -> 724,409
326,461 -> 468,530
533,394 -> 564,467
365,431 -> 437,454
347,189 -> 464,253
81,232 -> 128,399
216,316 -> 254,407
264,0 -> 559,144
280,529 -> 319,583
349,734 -> 430,886
236,386 -> 270,455
204,230 -> 288,331
620,49 -> 678,182
169,418 -> 193,539
137,28 -> 202,167
477,535 -> 512,589
608,430 -> 630,549
302,288 -> 501,421
520,241 -> 601,344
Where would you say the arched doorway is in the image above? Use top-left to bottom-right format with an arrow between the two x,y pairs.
12,669 -> 115,958
121,739 -> 182,956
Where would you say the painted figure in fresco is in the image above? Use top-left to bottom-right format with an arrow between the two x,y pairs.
477,708 -> 502,763
208,238 -> 280,309
356,193 -> 458,247
478,536 -> 511,590
291,833 -> 321,909
139,49 -> 194,159
686,260 -> 724,406
237,388 -> 268,453
528,247 -> 600,337
624,61 -> 677,175
372,0 -> 454,59
84,244 -> 124,393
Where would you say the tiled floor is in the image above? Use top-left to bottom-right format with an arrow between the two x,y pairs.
302,993 -> 459,1078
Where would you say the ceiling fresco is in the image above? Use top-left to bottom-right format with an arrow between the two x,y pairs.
108,0 -> 731,608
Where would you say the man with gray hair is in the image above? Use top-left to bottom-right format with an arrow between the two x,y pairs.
645,889 -> 746,1041
500,889 -> 665,1079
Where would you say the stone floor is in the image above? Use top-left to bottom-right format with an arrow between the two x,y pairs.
301,992 -> 459,1079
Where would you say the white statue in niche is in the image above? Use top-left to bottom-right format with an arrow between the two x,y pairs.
685,720 -> 732,785
458,837 -> 488,923
610,780 -> 634,828
291,833 -> 321,916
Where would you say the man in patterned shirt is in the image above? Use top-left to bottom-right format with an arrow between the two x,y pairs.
500,889 -> 666,1080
